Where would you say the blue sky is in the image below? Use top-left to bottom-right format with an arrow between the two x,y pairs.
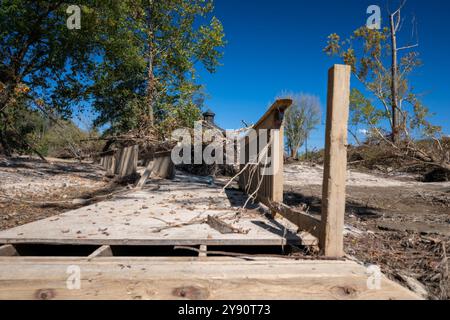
197,0 -> 450,150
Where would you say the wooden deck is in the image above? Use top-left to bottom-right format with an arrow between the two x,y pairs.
0,173 -> 419,300
0,173 -> 304,247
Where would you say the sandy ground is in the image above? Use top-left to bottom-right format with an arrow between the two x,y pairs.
0,157 -> 106,194
0,156 -> 116,230
285,163 -> 450,188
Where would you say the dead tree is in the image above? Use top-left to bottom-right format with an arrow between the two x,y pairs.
389,0 -> 419,144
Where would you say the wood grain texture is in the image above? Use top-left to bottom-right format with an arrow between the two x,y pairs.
0,174 -> 302,247
239,99 -> 292,203
87,245 -> 113,261
0,257 -> 419,300
262,199 -> 321,239
320,65 -> 351,257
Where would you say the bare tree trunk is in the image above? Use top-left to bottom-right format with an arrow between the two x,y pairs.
305,135 -> 308,161
290,147 -> 296,159
0,122 -> 11,157
0,111 -> 11,156
390,13 -> 400,144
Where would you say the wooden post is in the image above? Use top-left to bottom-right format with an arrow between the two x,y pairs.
272,123 -> 284,202
106,155 -> 116,177
117,146 -> 138,179
239,100 -> 291,204
114,148 -> 124,175
320,64 -> 351,257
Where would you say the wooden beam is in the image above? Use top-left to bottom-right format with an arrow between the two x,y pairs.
0,257 -> 420,300
199,245 -> 207,258
0,245 -> 18,256
136,160 -> 155,189
105,155 -> 116,177
87,245 -> 113,261
151,155 -> 175,179
252,99 -> 292,129
239,99 -> 292,203
117,145 -> 138,179
320,64 -> 351,257
262,200 -> 321,239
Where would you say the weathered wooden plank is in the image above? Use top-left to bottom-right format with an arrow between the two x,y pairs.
239,99 -> 292,203
199,245 -> 207,258
0,258 -> 419,300
113,148 -> 124,175
206,215 -> 237,234
152,154 -> 174,179
105,155 -> 116,177
262,200 -> 321,239
320,64 -> 351,257
136,160 -> 155,189
0,245 -> 18,256
87,245 -> 113,261
117,147 -> 130,178
252,99 -> 293,129
114,146 -> 138,179
0,174 -> 302,247
0,238 -> 292,246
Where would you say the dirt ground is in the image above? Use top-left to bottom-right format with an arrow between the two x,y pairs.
284,163 -> 450,300
0,156 -> 120,231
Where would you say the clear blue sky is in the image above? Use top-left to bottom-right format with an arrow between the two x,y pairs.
197,0 -> 450,150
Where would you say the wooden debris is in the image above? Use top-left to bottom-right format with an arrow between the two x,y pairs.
395,273 -> 429,299
0,244 -> 18,256
87,245 -> 113,261
207,215 -> 248,234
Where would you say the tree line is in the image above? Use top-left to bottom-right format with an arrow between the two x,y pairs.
0,0 -> 225,157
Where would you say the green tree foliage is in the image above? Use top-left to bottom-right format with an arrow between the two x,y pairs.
91,0 -> 225,137
325,5 -> 449,170
0,0 -> 225,156
37,120 -> 101,158
0,1 -> 129,155
324,19 -> 441,144
282,93 -> 321,159
0,1 -> 116,116
0,100 -> 46,155
348,88 -> 383,144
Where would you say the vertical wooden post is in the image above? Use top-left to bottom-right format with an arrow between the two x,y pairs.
106,155 -> 116,177
271,125 -> 284,203
320,64 -> 351,257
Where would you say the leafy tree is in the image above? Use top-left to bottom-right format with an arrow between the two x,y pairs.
324,1 -> 439,144
348,88 -> 383,145
282,93 -> 321,159
0,0 -> 225,156
0,99 -> 47,156
0,1 -> 130,154
37,120 -> 101,158
325,1 -> 449,171
91,0 -> 225,136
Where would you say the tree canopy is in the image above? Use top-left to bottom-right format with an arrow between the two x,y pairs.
324,6 -> 440,144
90,0 -> 225,136
0,0 -> 225,155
